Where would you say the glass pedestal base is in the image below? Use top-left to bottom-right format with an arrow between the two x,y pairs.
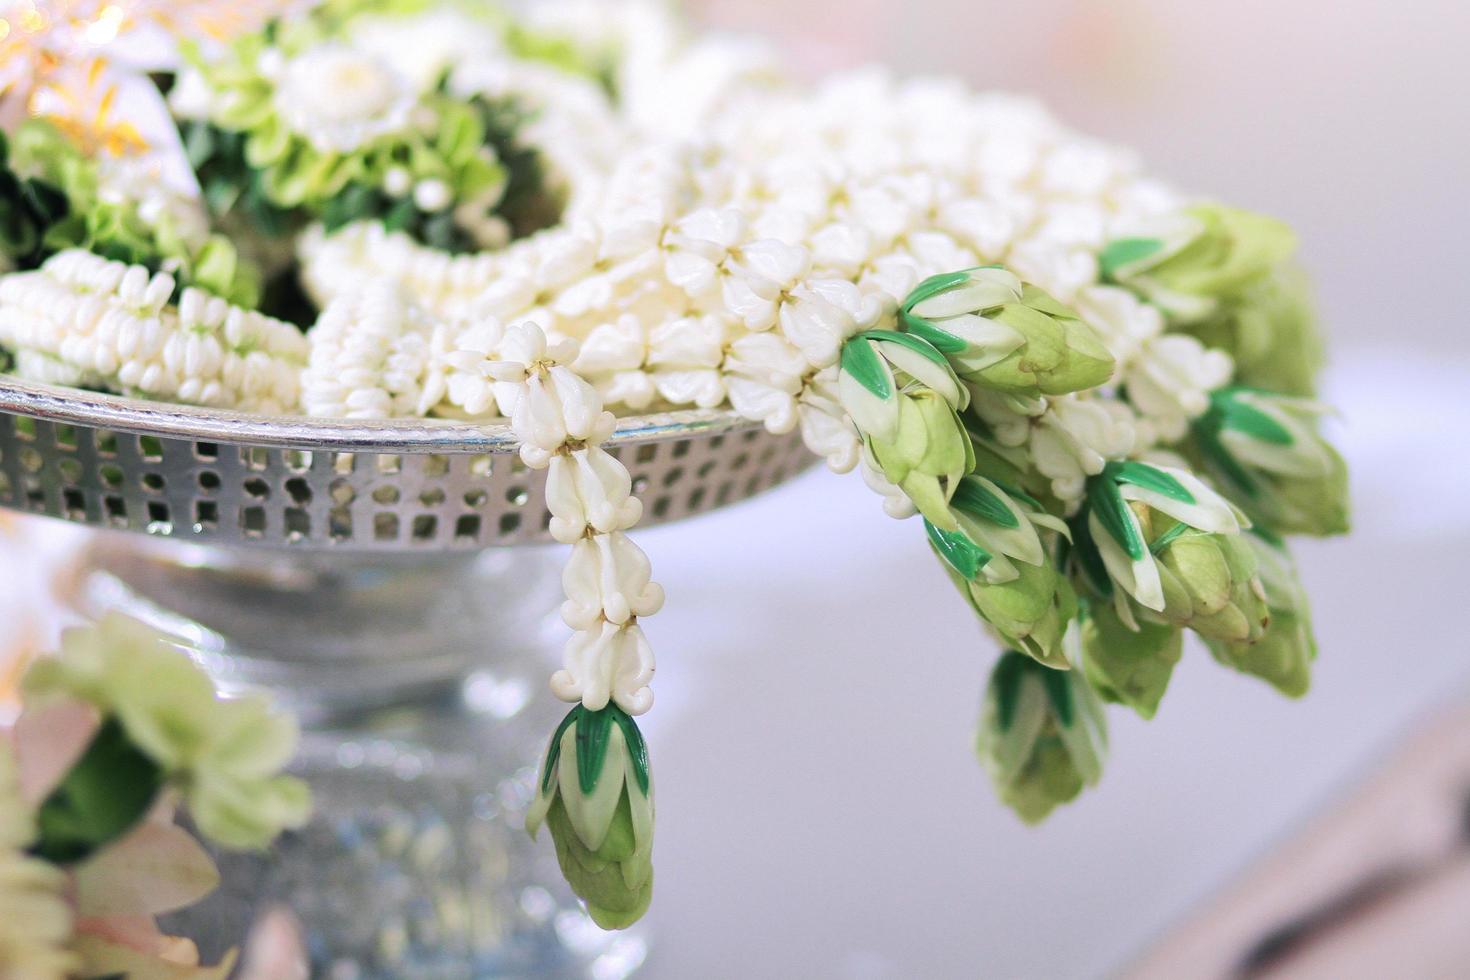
58,535 -> 646,978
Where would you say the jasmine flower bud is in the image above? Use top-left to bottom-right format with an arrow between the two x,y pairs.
1193,387 -> 1349,536
527,704 -> 654,930
900,266 -> 1115,397
976,652 -> 1107,824
1099,205 -> 1297,324
1080,600 -> 1183,719
1206,532 -> 1316,696
927,478 -> 1077,668
839,330 -> 971,527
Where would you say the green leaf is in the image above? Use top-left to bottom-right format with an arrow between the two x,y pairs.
1108,460 -> 1197,504
951,478 -> 1021,529
991,652 -> 1029,731
1213,390 -> 1295,446
575,706 -> 618,796
857,329 -> 953,369
1068,508 -> 1114,598
901,269 -> 973,312
541,706 -> 582,793
1038,667 -> 1075,726
31,717 -> 164,865
1099,237 -> 1165,280
839,336 -> 892,400
926,519 -> 991,581
1088,477 -> 1146,561
900,313 -> 969,354
610,708 -> 650,797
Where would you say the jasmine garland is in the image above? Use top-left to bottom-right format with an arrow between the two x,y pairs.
0,0 -> 1349,931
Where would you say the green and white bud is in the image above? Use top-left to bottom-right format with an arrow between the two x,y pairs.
1193,387 -> 1349,537
1080,600 -> 1183,720
1099,205 -> 1297,324
527,704 -> 654,930
1081,460 -> 1267,643
928,480 -> 1077,669
1101,206 -> 1322,397
1191,267 -> 1322,397
900,266 -> 1115,397
839,330 -> 973,528
1207,532 -> 1316,696
976,651 -> 1108,824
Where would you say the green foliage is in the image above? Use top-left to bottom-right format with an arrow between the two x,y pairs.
31,719 -> 164,865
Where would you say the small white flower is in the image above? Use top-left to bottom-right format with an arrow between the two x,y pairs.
1030,397 -> 1138,501
1124,335 -> 1234,443
561,531 -> 665,630
545,447 -> 644,544
552,620 -> 656,716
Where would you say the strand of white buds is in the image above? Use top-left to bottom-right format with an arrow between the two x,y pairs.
494,321 -> 661,715
0,251 -> 306,414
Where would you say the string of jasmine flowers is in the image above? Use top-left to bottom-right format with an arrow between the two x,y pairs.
0,0 -> 1349,934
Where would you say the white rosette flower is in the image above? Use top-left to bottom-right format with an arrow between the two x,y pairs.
274,43 -> 418,154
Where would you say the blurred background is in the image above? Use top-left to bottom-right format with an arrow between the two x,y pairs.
3,0 -> 1468,977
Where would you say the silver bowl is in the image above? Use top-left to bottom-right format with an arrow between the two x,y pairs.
0,374 -> 814,979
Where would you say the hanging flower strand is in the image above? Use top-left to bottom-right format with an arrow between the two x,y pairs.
483,320 -> 662,926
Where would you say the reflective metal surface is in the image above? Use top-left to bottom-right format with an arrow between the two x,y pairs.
0,376 -> 814,549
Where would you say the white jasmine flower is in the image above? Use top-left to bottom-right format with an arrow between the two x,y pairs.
552,621 -> 655,716
561,531 -> 665,630
722,331 -> 810,434
1030,397 -> 1138,501
545,447 -> 644,544
1123,334 -> 1234,443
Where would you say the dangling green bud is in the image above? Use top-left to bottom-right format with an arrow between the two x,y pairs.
976,652 -> 1107,824
840,330 -> 973,528
900,266 -> 1115,397
1082,459 -> 1264,643
1195,267 -> 1321,397
1193,387 -> 1349,537
1099,205 -> 1297,324
927,475 -> 1078,666
1153,523 -> 1270,644
1207,532 -> 1316,696
1101,205 -> 1322,396
527,704 -> 654,930
1080,600 -> 1182,720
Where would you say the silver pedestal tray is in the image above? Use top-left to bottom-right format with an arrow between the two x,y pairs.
0,375 -> 813,978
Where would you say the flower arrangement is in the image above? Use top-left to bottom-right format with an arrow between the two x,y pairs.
0,0 -> 1349,932
0,614 -> 308,978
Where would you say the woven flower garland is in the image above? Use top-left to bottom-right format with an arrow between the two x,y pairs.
0,0 -> 1351,932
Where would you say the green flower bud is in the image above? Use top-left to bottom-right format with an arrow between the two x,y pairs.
901,266 -> 1115,397
976,652 -> 1107,824
1099,205 -> 1297,324
1080,600 -> 1182,720
1152,523 -> 1268,644
1101,205 -> 1323,396
1081,459 -> 1264,645
929,491 -> 1077,670
1207,533 -> 1316,696
1193,387 -> 1349,537
527,704 -> 654,930
840,330 -> 972,528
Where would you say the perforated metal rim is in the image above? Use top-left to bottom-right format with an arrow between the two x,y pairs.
0,377 -> 815,550
0,376 -> 758,453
